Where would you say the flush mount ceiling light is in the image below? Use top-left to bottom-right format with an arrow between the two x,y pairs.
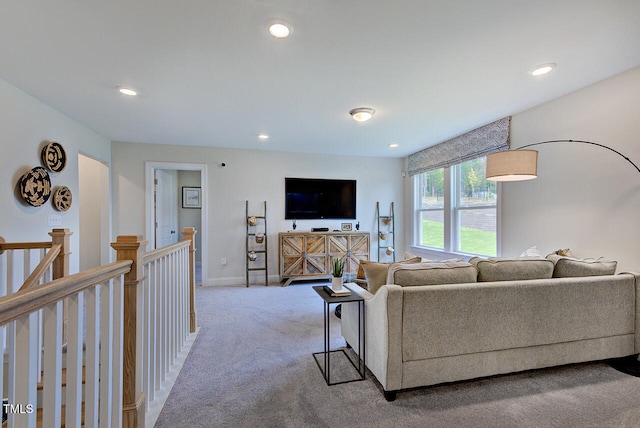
268,20 -> 292,38
258,134 -> 269,140
389,143 -> 399,148
349,107 -> 375,122
118,86 -> 138,96
530,63 -> 557,76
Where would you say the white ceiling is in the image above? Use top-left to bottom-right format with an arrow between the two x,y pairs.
1,0 -> 639,158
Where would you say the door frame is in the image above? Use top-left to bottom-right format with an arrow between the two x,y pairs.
145,161 -> 208,285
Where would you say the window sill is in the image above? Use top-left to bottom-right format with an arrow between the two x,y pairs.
408,245 -> 481,262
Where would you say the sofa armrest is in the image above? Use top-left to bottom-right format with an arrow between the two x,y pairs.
344,282 -> 373,299
621,272 -> 640,353
341,284 -> 404,391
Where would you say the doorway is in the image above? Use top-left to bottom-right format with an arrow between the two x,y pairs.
145,162 -> 207,285
78,154 -> 111,270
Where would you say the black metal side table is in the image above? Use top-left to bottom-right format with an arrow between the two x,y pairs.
312,284 -> 365,385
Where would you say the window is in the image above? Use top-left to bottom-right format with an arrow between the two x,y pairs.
414,156 -> 498,256
416,168 -> 445,249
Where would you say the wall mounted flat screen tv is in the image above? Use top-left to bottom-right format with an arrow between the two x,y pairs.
285,178 -> 356,220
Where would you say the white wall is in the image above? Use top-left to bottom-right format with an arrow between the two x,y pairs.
501,66 -> 640,272
0,78 -> 111,274
111,142 -> 404,285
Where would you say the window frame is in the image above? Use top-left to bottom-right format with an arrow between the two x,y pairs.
412,158 -> 502,258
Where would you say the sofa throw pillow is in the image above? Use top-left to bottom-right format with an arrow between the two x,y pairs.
359,257 -> 422,293
550,248 -> 575,257
386,261 -> 477,287
519,246 -> 543,258
546,254 -> 617,277
469,257 -> 554,282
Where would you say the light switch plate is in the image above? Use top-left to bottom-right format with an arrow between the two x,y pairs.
48,214 -> 62,227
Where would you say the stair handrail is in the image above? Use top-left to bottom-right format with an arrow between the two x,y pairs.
0,229 -> 73,294
0,240 -> 52,252
18,244 -> 62,291
143,239 -> 191,264
0,260 -> 132,325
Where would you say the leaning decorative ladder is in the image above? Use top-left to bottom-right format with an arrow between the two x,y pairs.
245,200 -> 268,286
0,227 -> 198,428
376,201 -> 396,262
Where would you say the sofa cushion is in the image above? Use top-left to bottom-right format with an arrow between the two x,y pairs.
469,257 -> 554,282
386,261 -> 477,287
546,254 -> 617,277
359,257 -> 422,293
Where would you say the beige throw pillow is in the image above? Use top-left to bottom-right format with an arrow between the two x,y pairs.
469,257 -> 554,282
359,257 -> 422,293
546,254 -> 617,277
386,260 -> 477,287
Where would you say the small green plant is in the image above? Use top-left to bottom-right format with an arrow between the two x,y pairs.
331,257 -> 346,278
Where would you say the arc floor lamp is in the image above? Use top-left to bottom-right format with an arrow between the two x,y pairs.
486,139 -> 640,182
486,138 -> 640,375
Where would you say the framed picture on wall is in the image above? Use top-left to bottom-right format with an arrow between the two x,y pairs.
182,187 -> 201,209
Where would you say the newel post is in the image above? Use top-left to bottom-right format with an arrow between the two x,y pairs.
182,227 -> 198,333
111,235 -> 148,428
49,228 -> 72,280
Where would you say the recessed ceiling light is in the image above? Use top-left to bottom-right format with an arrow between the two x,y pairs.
349,107 -> 375,122
530,63 -> 556,76
258,134 -> 269,140
118,87 -> 138,96
268,20 -> 292,38
389,143 -> 399,148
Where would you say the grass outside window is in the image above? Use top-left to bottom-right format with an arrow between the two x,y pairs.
421,219 -> 496,256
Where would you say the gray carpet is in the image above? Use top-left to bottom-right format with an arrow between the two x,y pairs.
154,283 -> 640,428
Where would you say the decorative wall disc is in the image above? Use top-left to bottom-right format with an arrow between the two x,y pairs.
19,166 -> 51,207
41,141 -> 67,173
53,186 -> 72,211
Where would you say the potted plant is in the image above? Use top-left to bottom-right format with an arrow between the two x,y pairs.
331,257 -> 346,291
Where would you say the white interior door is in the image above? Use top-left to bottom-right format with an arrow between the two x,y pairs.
155,169 -> 178,248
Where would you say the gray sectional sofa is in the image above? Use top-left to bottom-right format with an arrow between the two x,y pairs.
341,257 -> 639,401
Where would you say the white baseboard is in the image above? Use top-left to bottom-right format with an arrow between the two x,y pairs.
145,327 -> 200,427
202,274 -> 283,287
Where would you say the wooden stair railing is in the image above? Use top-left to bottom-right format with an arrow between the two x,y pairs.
112,227 -> 198,427
0,229 -> 72,295
2,227 -> 198,428
19,245 -> 61,292
0,260 -> 131,428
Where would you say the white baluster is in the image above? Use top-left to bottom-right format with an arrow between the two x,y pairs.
85,285 -> 100,427
13,312 -> 39,428
42,300 -> 63,428
99,279 -> 113,428
65,292 -> 84,428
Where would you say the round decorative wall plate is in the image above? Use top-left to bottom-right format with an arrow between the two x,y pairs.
19,166 -> 51,207
53,186 -> 72,211
41,141 -> 67,173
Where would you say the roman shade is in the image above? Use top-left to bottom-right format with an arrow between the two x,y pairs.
408,117 -> 511,176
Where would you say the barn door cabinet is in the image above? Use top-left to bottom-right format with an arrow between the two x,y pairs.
278,231 -> 370,286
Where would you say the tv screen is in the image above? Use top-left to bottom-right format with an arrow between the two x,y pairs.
285,178 -> 356,220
